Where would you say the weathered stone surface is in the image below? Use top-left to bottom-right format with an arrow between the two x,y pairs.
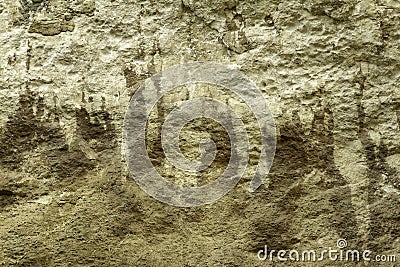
29,19 -> 75,36
0,0 -> 399,266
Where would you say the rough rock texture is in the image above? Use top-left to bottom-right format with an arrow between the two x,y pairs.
0,0 -> 399,266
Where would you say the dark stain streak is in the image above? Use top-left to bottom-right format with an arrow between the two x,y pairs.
354,67 -> 400,249
26,39 -> 32,72
0,190 -> 14,196
0,89 -> 58,169
0,89 -> 117,201
76,107 -> 117,152
250,88 -> 359,252
123,68 -> 150,90
0,189 -> 15,209
0,90 -> 91,205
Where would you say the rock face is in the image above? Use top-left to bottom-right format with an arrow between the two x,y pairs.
0,0 -> 399,266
